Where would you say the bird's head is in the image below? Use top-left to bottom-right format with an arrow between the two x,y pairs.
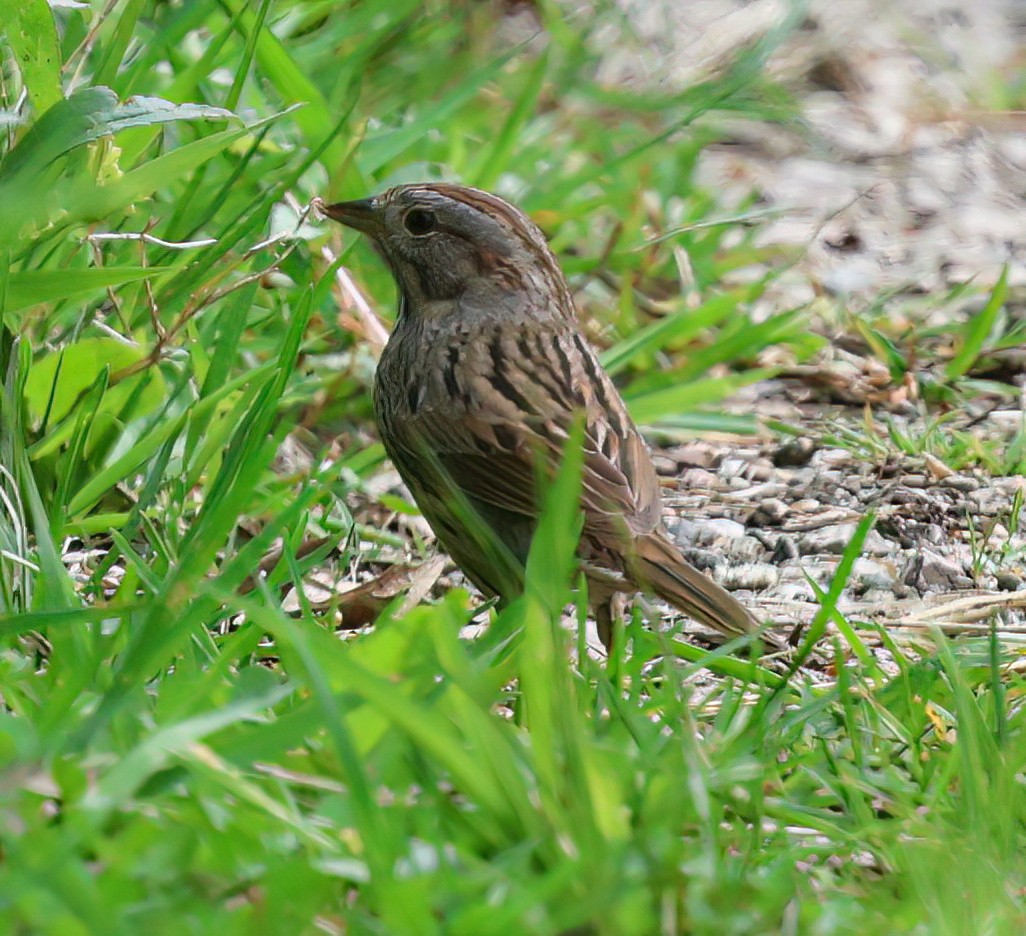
318,183 -> 569,317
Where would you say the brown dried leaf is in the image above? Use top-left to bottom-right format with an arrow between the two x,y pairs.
335,555 -> 449,629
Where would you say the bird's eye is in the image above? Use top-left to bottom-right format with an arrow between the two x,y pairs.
403,208 -> 437,236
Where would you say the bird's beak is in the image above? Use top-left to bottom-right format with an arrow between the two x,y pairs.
317,197 -> 381,235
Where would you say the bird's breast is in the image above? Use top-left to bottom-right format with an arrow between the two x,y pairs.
374,319 -> 476,458
374,313 -> 599,446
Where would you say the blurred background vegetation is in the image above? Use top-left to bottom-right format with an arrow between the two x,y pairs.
1,1 -> 1024,932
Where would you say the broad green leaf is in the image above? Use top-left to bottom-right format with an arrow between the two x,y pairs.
25,336 -> 165,430
63,128 -> 248,221
6,267 -> 168,314
0,0 -> 62,113
0,87 -> 234,184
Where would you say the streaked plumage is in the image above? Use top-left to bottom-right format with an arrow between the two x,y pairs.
320,184 -> 768,651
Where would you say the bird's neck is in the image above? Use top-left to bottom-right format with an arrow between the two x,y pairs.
395,279 -> 567,334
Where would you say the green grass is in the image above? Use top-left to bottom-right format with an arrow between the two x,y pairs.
1,1 -> 1025,932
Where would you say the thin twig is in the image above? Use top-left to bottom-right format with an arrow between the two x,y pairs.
90,319 -> 139,346
245,196 -> 315,256
87,232 -> 219,250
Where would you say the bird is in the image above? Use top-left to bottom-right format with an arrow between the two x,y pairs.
317,183 -> 770,652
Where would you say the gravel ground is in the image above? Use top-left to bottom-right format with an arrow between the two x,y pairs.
659,426 -> 1026,640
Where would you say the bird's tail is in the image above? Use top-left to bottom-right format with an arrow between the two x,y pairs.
628,532 -> 776,648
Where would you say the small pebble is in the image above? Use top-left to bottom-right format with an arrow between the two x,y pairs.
720,457 -> 750,477
703,518 -> 747,542
773,437 -> 817,467
923,452 -> 955,480
940,475 -> 979,492
851,557 -> 896,595
676,444 -> 719,469
903,549 -> 974,592
679,467 -> 720,488
751,498 -> 789,526
996,571 -> 1022,592
797,523 -> 892,557
720,562 -> 780,591
771,535 -> 800,562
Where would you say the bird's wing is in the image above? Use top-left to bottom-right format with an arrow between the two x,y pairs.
395,323 -> 664,543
